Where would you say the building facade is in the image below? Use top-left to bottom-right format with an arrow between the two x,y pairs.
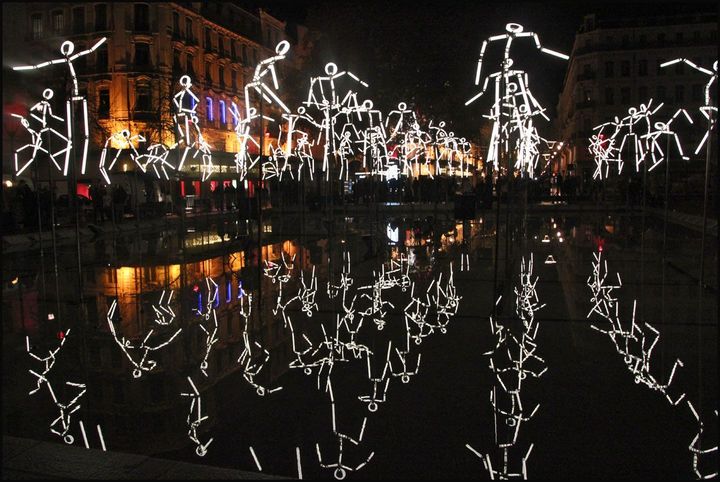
3,2 -> 311,197
553,12 -> 717,186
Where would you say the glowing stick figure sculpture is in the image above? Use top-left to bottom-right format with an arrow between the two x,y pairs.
12,89 -> 71,177
467,24 -> 568,176
180,376 -> 214,456
193,277 -> 220,377
106,298 -> 182,379
587,252 -> 686,405
304,62 -> 369,181
245,41 -> 292,118
686,401 -> 718,479
662,59 -> 717,155
26,330 -> 86,444
230,104 -> 273,180
13,38 -> 107,175
141,143 -> 174,181
172,75 -> 214,180
317,380 -> 375,480
98,130 -> 145,184
642,109 -> 694,172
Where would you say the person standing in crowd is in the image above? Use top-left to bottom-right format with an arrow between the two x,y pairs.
89,180 -> 106,224
112,184 -> 127,223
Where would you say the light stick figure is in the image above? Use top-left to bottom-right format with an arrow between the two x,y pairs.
106,298 -> 182,379
304,62 -> 369,180
12,89 -> 71,177
14,38 -> 107,175
471,23 -> 569,88
317,380 -> 375,480
662,59 -> 717,155
98,129 -> 145,184
642,109 -> 694,172
230,104 -> 274,180
244,41 -> 292,119
180,376 -> 214,456
172,75 -> 214,179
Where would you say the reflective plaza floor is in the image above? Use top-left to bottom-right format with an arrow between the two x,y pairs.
2,201 -> 717,479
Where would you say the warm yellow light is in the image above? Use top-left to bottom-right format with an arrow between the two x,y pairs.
5,180 -> 12,187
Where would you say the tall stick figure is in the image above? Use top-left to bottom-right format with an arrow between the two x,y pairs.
14,38 -> 107,175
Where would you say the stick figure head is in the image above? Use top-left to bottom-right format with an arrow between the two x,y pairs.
398,102 -> 407,110
179,75 -> 192,88
363,100 -> 373,110
60,41 -> 75,56
325,63 -> 338,75
506,23 -> 524,34
43,88 -> 54,100
275,40 -> 290,56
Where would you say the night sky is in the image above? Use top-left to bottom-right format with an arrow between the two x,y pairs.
253,1 -> 716,139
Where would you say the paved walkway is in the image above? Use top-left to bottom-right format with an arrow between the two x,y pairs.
2,436 -> 282,479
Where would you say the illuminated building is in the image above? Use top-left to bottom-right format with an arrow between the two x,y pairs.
2,2 -> 313,196
553,11 -> 717,184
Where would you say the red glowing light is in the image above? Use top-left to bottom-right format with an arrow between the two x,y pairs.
193,284 -> 200,292
57,331 -> 65,340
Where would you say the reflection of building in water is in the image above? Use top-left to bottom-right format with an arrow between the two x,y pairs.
70,240 -> 306,452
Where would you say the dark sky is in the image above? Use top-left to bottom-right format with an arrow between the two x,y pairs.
254,1 -> 717,139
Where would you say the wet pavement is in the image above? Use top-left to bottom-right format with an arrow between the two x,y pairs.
1,202 -> 717,479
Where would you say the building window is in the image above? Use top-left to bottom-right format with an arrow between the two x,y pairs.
94,4 -> 107,30
657,32 -> 666,45
31,14 -> 43,40
656,85 -> 666,102
637,86 -> 648,101
219,37 -> 225,56
205,27 -> 212,50
75,43 -> 87,71
185,17 -> 193,40
657,58 -> 665,75
621,34 -> 629,47
675,85 -> 684,103
206,96 -> 213,121
172,11 -> 179,34
605,87 -> 614,105
693,31 -> 701,41
638,59 -> 647,76
231,69 -> 237,90
205,62 -> 212,83
134,3 -> 149,31
620,87 -> 631,104
219,100 -> 226,125
135,84 -> 151,111
692,84 -> 702,102
219,65 -> 225,88
96,43 -> 108,71
173,49 -> 182,73
231,41 -> 236,60
242,45 -> 247,64
52,10 -> 64,34
232,102 -> 239,126
604,61 -> 614,78
134,43 -> 150,66
72,7 -> 84,34
620,60 -> 630,77
187,53 -> 195,76
98,89 -> 110,118
675,32 -> 683,44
